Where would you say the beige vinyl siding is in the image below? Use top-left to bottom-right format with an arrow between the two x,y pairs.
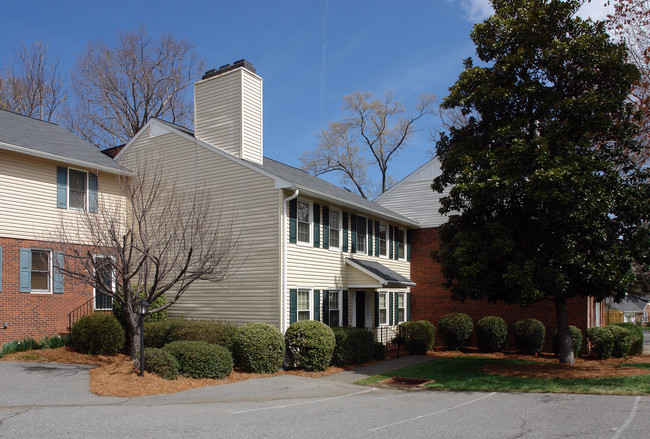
118,129 -> 281,326
241,69 -> 263,164
0,149 -> 123,243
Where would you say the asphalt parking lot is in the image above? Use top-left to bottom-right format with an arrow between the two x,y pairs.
1,357 -> 649,439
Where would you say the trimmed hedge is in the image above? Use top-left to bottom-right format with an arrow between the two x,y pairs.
163,341 -> 233,379
438,313 -> 473,350
610,323 -> 644,356
513,319 -> 545,355
373,341 -> 386,360
396,320 -> 436,354
552,326 -> 583,356
285,321 -> 335,371
587,326 -> 615,359
232,323 -> 284,373
476,316 -> 508,353
330,327 -> 374,367
144,347 -> 179,380
70,313 -> 125,355
144,318 -> 239,352
609,325 -> 635,358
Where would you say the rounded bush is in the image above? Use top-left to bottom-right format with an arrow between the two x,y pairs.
144,318 -> 238,352
609,325 -> 635,358
476,316 -> 508,352
163,340 -> 233,379
587,327 -> 614,359
372,341 -> 386,360
552,326 -> 583,356
70,313 -> 125,355
330,327 -> 374,367
514,319 -> 546,354
232,323 -> 284,373
144,347 -> 179,380
609,323 -> 644,355
438,313 -> 473,350
284,321 -> 335,371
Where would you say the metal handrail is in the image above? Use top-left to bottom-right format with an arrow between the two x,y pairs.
67,297 -> 95,331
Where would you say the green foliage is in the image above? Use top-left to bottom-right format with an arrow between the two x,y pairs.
476,316 -> 508,352
553,326 -> 583,356
330,327 -> 374,367
163,341 -> 233,379
232,323 -> 284,373
1,337 -> 41,356
513,319 -> 546,355
70,313 -> 125,355
587,327 -> 615,360
284,321 -> 335,371
397,320 -> 436,354
372,341 -> 386,360
144,347 -> 179,380
144,318 -> 238,352
438,313 -> 473,350
113,292 -> 168,329
40,334 -> 70,349
609,325 -> 635,358
610,322 -> 644,355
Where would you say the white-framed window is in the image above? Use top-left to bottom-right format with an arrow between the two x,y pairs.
297,201 -> 311,244
356,215 -> 367,254
329,290 -> 341,327
94,255 -> 114,310
378,292 -> 388,326
30,249 -> 51,293
297,288 -> 312,321
329,209 -> 340,250
397,229 -> 406,260
68,168 -> 88,211
397,293 -> 406,323
379,223 -> 388,257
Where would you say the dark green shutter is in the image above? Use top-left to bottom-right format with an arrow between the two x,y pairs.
342,212 -> 348,252
407,230 -> 412,261
53,251 -> 64,294
322,290 -> 330,325
322,206 -> 330,249
389,292 -> 394,325
289,289 -> 297,324
289,199 -> 297,243
389,226 -> 394,259
374,291 -> 380,327
313,204 -> 320,247
375,222 -> 380,257
406,293 -> 411,321
0,246 -> 3,292
19,248 -> 31,292
88,173 -> 98,213
351,214 -> 357,253
313,290 -> 320,321
57,166 -> 67,208
342,290 -> 349,326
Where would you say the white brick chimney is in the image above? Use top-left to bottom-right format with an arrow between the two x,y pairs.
194,60 -> 263,165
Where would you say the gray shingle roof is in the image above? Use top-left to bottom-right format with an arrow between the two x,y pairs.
0,110 -> 127,173
608,297 -> 649,312
346,258 -> 415,287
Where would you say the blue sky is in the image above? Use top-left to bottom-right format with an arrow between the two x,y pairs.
0,0 -> 609,191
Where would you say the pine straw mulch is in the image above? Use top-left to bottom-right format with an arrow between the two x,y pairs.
2,347 -> 649,397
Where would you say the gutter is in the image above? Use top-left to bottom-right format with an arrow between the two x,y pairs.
281,188 -> 299,332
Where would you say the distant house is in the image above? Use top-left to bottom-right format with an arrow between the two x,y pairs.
0,109 -> 128,344
375,158 -> 604,349
606,296 -> 650,325
116,60 -> 416,341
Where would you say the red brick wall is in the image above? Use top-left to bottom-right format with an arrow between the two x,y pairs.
0,237 -> 95,344
410,228 -> 597,352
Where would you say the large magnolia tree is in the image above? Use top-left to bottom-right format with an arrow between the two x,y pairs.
432,0 -> 649,364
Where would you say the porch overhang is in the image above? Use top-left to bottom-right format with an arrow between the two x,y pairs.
345,258 -> 416,289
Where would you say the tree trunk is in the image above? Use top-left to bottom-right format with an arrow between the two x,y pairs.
124,308 -> 139,360
555,298 -> 575,365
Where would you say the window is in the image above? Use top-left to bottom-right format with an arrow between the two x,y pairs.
297,289 -> 312,321
329,209 -> 340,249
329,290 -> 340,327
378,292 -> 388,325
397,229 -> 405,260
68,169 -> 87,210
356,215 -> 367,254
379,224 -> 387,257
31,250 -> 51,292
297,201 -> 311,244
94,256 -> 114,310
397,293 -> 406,323
57,166 -> 98,212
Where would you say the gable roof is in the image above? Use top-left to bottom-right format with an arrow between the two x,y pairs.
0,109 -> 128,174
346,258 -> 415,288
608,297 -> 650,313
119,118 -> 418,226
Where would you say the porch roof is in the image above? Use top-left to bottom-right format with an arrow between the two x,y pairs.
345,258 -> 415,288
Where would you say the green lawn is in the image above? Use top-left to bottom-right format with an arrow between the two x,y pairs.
356,357 -> 650,395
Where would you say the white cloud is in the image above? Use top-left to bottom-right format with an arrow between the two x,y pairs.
576,0 -> 610,21
454,0 -> 494,22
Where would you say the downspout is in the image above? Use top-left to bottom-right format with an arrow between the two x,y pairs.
282,188 -> 299,332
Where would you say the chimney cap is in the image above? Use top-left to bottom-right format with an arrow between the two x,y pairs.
201,59 -> 256,80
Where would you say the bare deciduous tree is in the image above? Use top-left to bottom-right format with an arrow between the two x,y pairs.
301,91 -> 436,199
0,41 -> 65,121
54,163 -> 239,357
67,27 -> 203,148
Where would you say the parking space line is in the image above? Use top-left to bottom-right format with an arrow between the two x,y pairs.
611,396 -> 640,439
232,388 -> 377,414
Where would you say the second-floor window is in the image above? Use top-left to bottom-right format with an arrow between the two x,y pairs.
297,201 -> 310,244
379,224 -> 387,257
397,229 -> 405,260
57,166 -> 98,212
329,209 -> 340,249
68,169 -> 87,210
356,215 -> 367,254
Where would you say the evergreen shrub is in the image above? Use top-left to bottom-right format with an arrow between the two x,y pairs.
608,325 -> 635,358
609,322 -> 644,355
587,326 -> 615,359
438,313 -> 473,350
330,327 -> 374,367
163,340 -> 233,379
145,318 -> 238,352
284,321 -> 335,371
144,347 -> 179,380
70,313 -> 125,355
476,316 -> 508,352
232,323 -> 284,373
552,326 -> 583,356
